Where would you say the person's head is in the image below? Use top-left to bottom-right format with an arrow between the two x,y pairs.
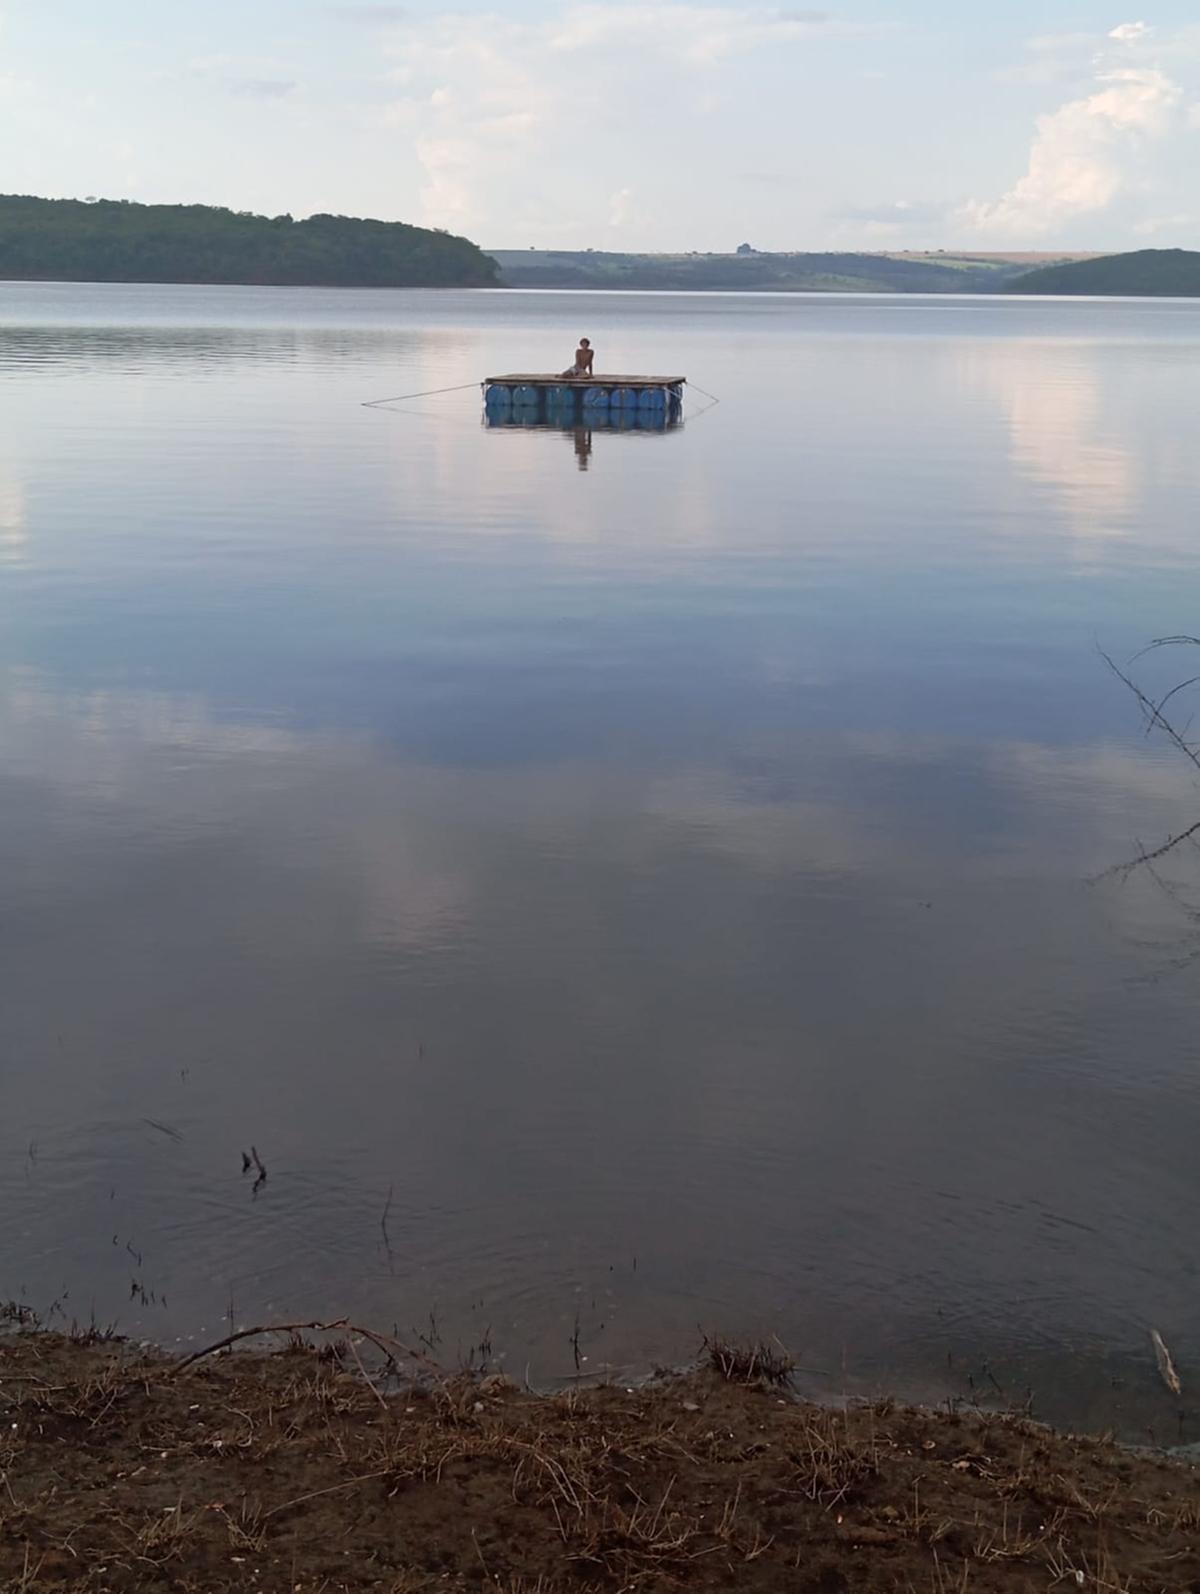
579,337 -> 590,348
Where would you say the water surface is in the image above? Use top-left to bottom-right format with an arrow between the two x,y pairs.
4,283 -> 1200,1435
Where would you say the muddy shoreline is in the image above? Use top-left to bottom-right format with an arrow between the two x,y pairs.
2,1324 -> 1199,1592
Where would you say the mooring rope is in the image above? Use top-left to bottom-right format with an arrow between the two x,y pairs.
686,381 -> 720,406
362,377 -> 722,420
361,380 -> 483,410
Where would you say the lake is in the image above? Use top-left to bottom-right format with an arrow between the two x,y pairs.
3,283 -> 1200,1436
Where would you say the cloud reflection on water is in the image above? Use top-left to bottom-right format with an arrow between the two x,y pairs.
2,661 -> 1198,1421
5,289 -> 1200,1433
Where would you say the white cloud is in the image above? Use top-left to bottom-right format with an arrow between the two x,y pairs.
963,64 -> 1183,238
608,185 -> 633,226
328,4 -> 408,21
186,54 -> 302,104
1133,210 -> 1193,235
962,15 -> 1200,242
230,79 -> 298,99
837,198 -> 950,226
382,16 -> 558,228
412,134 -> 477,228
545,4 -> 849,66
1000,32 -> 1100,87
380,4 -> 873,233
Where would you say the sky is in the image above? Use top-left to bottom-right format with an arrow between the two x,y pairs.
1,2 -> 1198,251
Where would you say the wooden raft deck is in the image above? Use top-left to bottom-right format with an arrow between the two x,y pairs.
485,373 -> 686,388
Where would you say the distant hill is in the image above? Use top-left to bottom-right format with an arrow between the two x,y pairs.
489,248 -> 1035,293
0,195 -> 498,288
1009,249 -> 1200,297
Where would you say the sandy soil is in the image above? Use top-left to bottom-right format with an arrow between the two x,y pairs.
1,1325 -> 1199,1592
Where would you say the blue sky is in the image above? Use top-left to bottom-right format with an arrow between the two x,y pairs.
2,2 -> 1198,249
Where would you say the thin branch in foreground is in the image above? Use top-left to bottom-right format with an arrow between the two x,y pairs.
1146,674 -> 1200,737
1092,816 -> 1200,883
1097,647 -> 1200,877
172,1316 -> 444,1379
1129,635 -> 1200,663
1100,648 -> 1200,774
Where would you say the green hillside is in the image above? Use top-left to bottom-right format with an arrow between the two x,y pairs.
0,195 -> 498,288
1010,249 -> 1200,297
489,248 -> 1027,293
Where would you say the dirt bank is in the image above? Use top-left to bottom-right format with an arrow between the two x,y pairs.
1,1325 -> 1198,1592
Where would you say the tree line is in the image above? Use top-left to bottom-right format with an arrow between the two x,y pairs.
0,195 -> 498,288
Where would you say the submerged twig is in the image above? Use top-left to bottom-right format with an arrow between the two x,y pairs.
1100,649 -> 1200,775
381,1184 -> 393,1244
1151,1329 -> 1182,1398
1097,647 -> 1200,878
142,1118 -> 183,1142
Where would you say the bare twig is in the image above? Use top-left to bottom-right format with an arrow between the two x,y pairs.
346,1334 -> 390,1415
1130,635 -> 1200,663
380,1184 -> 394,1265
261,1469 -> 391,1522
1151,1329 -> 1182,1398
1096,647 -> 1200,877
1101,649 -> 1200,774
172,1316 -> 443,1378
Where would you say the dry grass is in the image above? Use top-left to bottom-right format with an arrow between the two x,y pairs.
702,1333 -> 795,1386
0,1325 -> 1198,1591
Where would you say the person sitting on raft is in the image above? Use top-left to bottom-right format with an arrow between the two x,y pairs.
561,338 -> 594,378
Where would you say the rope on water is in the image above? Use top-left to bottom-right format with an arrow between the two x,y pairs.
682,382 -> 721,422
362,377 -> 722,422
362,381 -> 483,410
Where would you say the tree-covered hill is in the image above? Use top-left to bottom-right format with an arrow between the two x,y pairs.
0,195 -> 498,287
1009,249 -> 1200,297
487,249 -> 1052,293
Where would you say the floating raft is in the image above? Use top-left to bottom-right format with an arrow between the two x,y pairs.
484,373 -> 685,424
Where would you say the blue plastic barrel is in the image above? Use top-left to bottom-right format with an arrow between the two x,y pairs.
513,384 -> 540,406
611,387 -> 639,408
582,387 -> 611,408
546,385 -> 578,409
485,384 -> 512,408
637,387 -> 666,410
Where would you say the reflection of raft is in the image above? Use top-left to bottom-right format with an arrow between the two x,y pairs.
486,407 -> 681,435
484,374 -> 685,425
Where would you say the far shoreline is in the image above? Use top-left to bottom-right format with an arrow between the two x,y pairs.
4,276 -> 1200,302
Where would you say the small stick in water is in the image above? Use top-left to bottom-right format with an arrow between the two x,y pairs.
143,1118 -> 183,1142
380,1184 -> 394,1266
1151,1329 -> 1182,1397
250,1146 -> 267,1195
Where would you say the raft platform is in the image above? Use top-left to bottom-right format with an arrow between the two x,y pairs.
484,373 -> 685,423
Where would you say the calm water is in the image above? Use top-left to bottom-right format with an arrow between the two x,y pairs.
4,283 -> 1200,1435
